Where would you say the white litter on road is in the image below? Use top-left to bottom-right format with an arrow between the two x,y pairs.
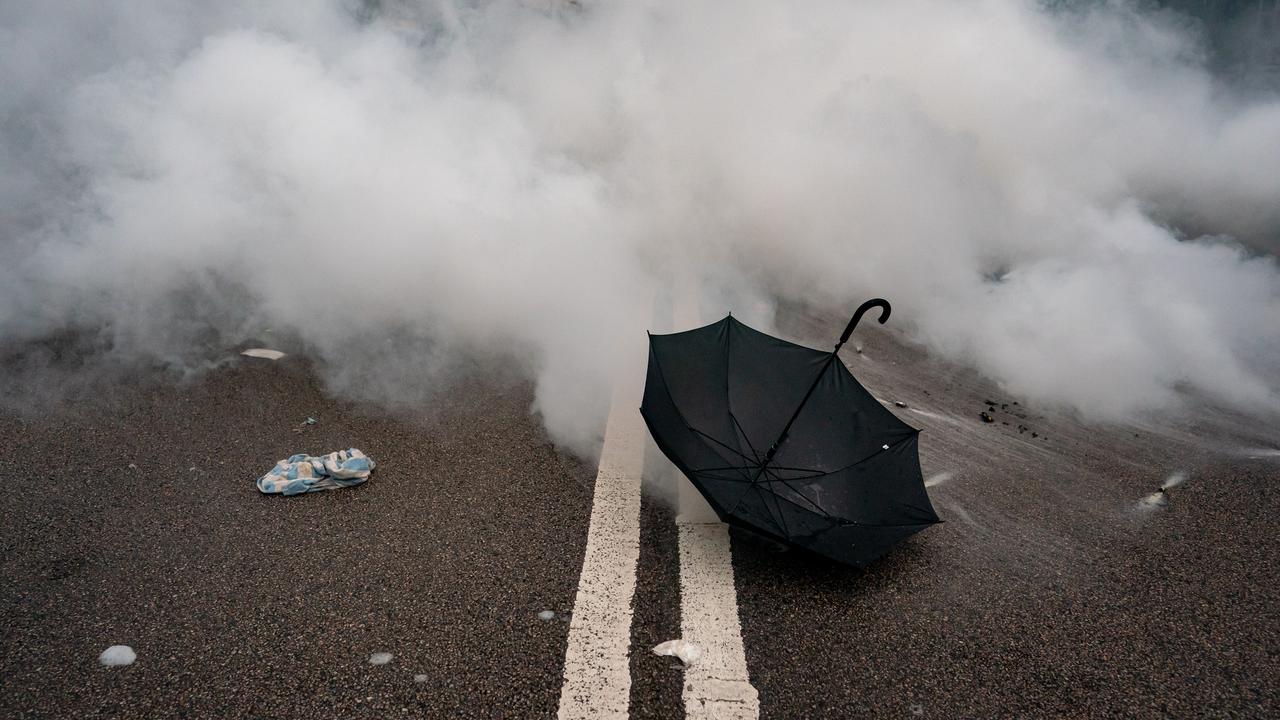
241,348 -> 286,360
1137,491 -> 1169,511
925,471 -> 955,488
652,639 -> 702,666
369,652 -> 393,665
538,610 -> 557,621
99,645 -> 136,667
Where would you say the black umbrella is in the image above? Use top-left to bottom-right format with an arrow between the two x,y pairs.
640,299 -> 940,567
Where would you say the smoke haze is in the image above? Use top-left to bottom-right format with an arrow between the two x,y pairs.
2,0 -> 1278,453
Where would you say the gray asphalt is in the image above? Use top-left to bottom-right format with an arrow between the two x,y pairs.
729,305 -> 1279,718
2,321 -> 1277,718
1,352 -> 598,718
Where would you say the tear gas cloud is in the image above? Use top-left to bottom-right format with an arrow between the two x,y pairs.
2,0 -> 1278,454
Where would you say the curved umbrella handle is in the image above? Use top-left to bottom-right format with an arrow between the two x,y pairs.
839,298 -> 891,345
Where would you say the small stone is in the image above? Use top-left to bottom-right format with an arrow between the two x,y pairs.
99,645 -> 136,667
414,674 -> 428,683
894,401 -> 908,408
537,610 -> 556,621
369,652 -> 393,665
980,412 -> 994,423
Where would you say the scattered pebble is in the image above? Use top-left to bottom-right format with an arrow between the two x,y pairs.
537,610 -> 556,621
369,652 -> 393,665
980,412 -> 994,423
414,674 -> 428,683
99,645 -> 136,667
894,401 -> 908,408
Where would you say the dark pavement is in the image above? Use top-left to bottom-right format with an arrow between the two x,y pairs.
730,305 -> 1280,718
1,353 -> 596,718
2,320 -> 1277,718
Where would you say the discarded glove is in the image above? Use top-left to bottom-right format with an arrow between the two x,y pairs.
257,449 -> 375,496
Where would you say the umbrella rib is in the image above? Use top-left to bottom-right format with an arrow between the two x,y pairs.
697,469 -> 827,484
814,433 -> 919,478
752,480 -> 790,539
760,467 -> 794,538
646,341 -> 754,470
721,319 -> 755,465
767,474 -> 835,519
692,464 -> 825,475
688,427 -> 754,463
729,411 -> 762,463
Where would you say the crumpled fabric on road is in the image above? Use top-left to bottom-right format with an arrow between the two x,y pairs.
257,449 -> 375,496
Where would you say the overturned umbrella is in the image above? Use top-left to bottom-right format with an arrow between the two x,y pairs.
641,299 -> 940,567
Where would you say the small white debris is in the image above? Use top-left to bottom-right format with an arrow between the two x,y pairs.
127,463 -> 137,470
241,348 -> 286,360
537,610 -> 556,621
1137,491 -> 1168,511
99,645 -> 136,667
882,444 -> 890,450
369,652 -> 393,665
414,674 -> 428,683
652,639 -> 702,666
924,471 -> 954,488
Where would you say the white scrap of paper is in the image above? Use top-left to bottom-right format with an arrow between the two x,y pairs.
652,639 -> 702,666
241,348 -> 286,360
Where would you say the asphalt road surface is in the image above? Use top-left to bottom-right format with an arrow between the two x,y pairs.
2,310 -> 1277,718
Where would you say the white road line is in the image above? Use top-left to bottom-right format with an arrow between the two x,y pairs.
557,380 -> 646,720
678,524 -> 760,718
673,279 -> 760,720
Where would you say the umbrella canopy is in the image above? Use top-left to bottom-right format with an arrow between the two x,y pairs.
641,299 -> 940,567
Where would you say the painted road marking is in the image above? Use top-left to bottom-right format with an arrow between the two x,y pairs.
557,380 -> 645,720
678,524 -> 760,718
672,279 -> 760,719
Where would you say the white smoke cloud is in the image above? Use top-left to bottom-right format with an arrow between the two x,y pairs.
1,0 -> 1277,453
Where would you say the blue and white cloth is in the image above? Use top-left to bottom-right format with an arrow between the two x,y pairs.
257,449 -> 375,496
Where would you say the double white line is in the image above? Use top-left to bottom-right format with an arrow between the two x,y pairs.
557,286 -> 758,719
